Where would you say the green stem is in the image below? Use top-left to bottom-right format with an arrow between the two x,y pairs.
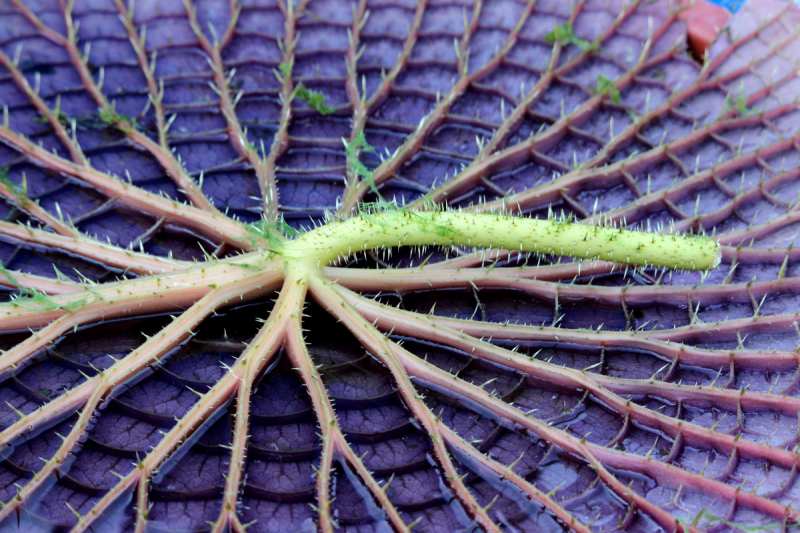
286,210 -> 721,270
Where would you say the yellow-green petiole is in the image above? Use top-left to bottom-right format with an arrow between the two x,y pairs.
284,210 -> 721,271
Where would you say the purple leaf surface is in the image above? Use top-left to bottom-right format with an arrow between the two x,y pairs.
0,0 -> 799,531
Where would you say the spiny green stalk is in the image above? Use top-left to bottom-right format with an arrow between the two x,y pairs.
284,208 -> 721,270
0,207 -> 718,321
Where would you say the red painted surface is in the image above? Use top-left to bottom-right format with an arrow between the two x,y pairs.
680,0 -> 732,58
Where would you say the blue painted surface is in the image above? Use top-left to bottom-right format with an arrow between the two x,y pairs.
705,0 -> 744,11
707,0 -> 800,11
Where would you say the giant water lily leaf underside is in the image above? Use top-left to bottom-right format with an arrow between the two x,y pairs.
0,0 -> 799,531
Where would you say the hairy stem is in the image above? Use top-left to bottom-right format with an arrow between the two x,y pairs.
250,0 -> 310,221
0,48 -> 87,166
183,0 -> 287,225
408,350 -> 798,525
337,287 -> 800,468
285,297 -> 410,532
413,0 -> 651,207
327,263 -> 791,308
0,269 -> 81,294
310,276 -> 503,532
0,219 -> 187,275
0,283 -> 254,524
11,0 -> 220,213
337,0 -> 543,213
0,255 -> 281,334
71,267 -> 289,533
417,305 -> 800,372
313,277 -> 703,533
0,179 -> 79,238
472,7 -> 794,216
289,210 -> 720,270
0,123 -> 258,248
211,276 -> 301,532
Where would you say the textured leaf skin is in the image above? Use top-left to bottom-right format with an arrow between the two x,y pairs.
0,0 -> 799,532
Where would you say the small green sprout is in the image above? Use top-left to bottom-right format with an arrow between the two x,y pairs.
344,131 -> 396,209
34,111 -> 124,131
13,288 -> 60,311
0,167 -> 13,192
246,216 -> 302,243
594,75 -> 620,103
292,84 -> 335,115
0,167 -> 29,204
344,131 -> 375,182
52,266 -> 75,284
0,258 -> 19,288
725,81 -> 754,117
34,111 -> 71,125
277,61 -> 334,115
98,106 -> 141,130
544,21 -> 593,51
